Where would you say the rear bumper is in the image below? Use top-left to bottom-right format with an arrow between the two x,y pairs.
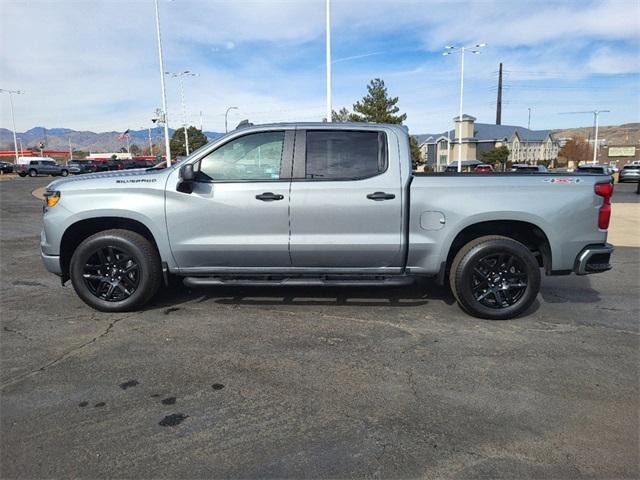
574,243 -> 614,275
41,250 -> 62,276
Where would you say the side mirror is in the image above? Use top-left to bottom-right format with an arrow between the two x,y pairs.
178,164 -> 195,193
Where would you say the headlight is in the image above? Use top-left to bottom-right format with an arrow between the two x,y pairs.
43,190 -> 60,208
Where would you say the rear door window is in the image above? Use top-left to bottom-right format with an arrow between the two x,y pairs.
305,130 -> 387,180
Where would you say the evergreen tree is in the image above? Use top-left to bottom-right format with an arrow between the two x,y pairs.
331,107 -> 358,122
351,78 -> 407,124
170,126 -> 208,157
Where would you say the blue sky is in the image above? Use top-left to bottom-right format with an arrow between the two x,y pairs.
1,0 -> 639,134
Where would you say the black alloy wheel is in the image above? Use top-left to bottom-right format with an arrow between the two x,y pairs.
82,246 -> 140,302
470,253 -> 528,309
449,235 -> 541,320
70,229 -> 161,312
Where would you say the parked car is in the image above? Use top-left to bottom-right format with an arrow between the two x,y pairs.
577,164 -> 613,175
122,160 -> 156,170
0,161 -> 14,173
105,159 -> 125,171
510,164 -> 549,173
17,160 -> 69,177
474,164 -> 494,173
619,164 -> 640,183
40,122 -> 614,320
68,160 -> 100,174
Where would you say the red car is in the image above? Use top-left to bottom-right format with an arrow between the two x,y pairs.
474,164 -> 494,173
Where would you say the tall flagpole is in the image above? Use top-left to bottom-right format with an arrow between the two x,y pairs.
325,0 -> 332,122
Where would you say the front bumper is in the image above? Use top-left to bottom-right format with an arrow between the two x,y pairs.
574,243 -> 614,275
41,250 -> 62,276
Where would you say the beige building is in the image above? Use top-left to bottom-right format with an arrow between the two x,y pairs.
417,115 -> 560,170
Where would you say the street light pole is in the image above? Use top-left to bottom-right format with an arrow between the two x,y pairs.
225,106 -> 238,133
443,43 -> 485,172
559,110 -> 610,165
0,88 -> 23,164
166,71 -> 198,156
325,0 -> 332,122
153,0 -> 171,164
17,138 -> 23,156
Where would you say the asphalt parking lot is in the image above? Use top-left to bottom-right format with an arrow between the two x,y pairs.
1,177 -> 638,479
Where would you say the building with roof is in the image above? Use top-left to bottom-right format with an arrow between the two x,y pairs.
417,115 -> 559,171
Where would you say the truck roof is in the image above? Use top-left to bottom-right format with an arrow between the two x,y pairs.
233,121 -> 409,133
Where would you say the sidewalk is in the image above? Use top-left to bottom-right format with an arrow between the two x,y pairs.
609,202 -> 640,247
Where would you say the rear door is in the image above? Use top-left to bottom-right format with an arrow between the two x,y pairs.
288,128 -> 403,269
165,129 -> 294,270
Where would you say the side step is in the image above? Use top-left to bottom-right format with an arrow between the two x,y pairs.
183,275 -> 415,288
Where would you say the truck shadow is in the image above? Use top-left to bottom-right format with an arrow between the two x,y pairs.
540,275 -> 602,304
147,278 -> 456,310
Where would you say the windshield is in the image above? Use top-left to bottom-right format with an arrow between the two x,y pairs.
623,165 -> 640,170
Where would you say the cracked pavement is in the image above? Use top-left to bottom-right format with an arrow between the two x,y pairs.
1,177 -> 639,479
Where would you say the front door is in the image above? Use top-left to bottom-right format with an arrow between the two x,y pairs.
288,129 -> 403,269
166,129 -> 294,271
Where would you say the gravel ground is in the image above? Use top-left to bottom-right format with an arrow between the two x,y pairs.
1,177 -> 638,479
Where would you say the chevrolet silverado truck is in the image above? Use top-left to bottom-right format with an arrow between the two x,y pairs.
40,122 -> 614,319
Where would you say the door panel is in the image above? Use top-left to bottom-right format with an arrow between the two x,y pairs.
289,129 -> 403,269
165,129 -> 293,270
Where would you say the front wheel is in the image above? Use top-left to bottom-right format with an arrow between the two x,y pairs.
60,169 -> 69,177
28,169 -> 37,177
449,235 -> 541,320
70,229 -> 162,312
18,172 -> 26,177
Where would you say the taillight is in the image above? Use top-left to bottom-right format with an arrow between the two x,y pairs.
595,181 -> 613,230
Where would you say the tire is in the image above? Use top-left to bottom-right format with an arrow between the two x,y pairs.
60,169 -> 69,177
18,172 -> 26,177
28,169 -> 37,177
449,235 -> 541,320
70,229 -> 161,312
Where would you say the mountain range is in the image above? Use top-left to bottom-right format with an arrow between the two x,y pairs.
0,127 -> 224,153
1,123 -> 638,154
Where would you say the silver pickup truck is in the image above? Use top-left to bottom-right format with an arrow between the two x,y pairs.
41,122 -> 614,319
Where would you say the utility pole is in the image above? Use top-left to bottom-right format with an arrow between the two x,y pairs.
325,0 -> 332,122
68,136 -> 72,163
496,62 -> 502,125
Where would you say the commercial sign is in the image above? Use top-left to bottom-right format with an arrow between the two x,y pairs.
608,146 -> 636,157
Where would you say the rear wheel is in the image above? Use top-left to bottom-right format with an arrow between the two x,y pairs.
60,169 -> 69,177
28,169 -> 37,177
70,229 -> 161,312
18,172 -> 26,177
449,235 -> 540,320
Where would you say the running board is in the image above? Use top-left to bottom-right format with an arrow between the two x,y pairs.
183,276 -> 415,288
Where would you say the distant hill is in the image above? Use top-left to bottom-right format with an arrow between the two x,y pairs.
552,123 -> 640,145
0,127 -> 224,152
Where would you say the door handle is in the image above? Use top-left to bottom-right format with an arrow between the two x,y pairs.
367,191 -> 395,201
255,192 -> 284,201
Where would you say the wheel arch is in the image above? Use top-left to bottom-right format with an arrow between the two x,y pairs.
60,217 -> 160,281
445,220 -> 552,275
